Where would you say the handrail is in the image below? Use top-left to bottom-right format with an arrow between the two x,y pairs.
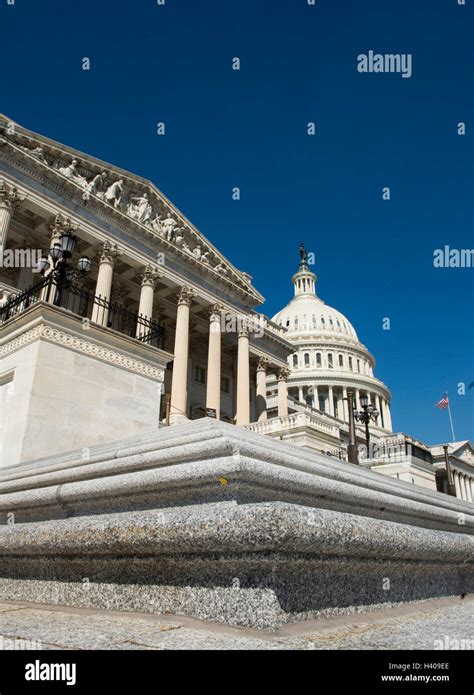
0,275 -> 165,349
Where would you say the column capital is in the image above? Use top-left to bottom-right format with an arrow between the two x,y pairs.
140,264 -> 162,287
238,326 -> 249,338
277,367 -> 291,382
256,356 -> 270,372
99,240 -> 123,265
47,213 -> 79,238
208,303 -> 224,320
176,285 -> 196,306
0,179 -> 25,211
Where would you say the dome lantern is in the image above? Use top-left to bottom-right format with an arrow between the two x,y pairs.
292,242 -> 317,297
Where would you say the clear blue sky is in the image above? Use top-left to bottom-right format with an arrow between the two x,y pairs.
1,0 -> 472,444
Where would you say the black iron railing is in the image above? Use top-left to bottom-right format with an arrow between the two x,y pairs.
0,275 -> 165,349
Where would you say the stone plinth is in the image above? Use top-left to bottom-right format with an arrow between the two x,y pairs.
0,419 -> 472,629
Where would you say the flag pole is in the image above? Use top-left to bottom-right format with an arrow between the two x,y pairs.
446,391 -> 456,441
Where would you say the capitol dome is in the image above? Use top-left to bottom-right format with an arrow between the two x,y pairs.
269,245 -> 393,432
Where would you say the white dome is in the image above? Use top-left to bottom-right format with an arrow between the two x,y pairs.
272,294 -> 358,340
267,245 -> 392,433
272,249 -> 358,340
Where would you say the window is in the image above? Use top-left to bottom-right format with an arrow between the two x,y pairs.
221,376 -> 230,393
294,317 -> 298,326
336,319 -> 341,328
321,316 -> 325,324
304,353 -> 310,367
338,354 -> 343,367
329,317 -> 333,325
286,319 -> 290,327
328,353 -> 333,368
292,354 -> 298,368
312,314 -> 316,325
316,352 -> 321,367
357,359 -> 360,373
193,365 -> 206,384
348,356 -> 353,371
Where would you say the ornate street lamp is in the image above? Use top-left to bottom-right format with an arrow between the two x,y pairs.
35,227 -> 91,305
353,393 -> 379,457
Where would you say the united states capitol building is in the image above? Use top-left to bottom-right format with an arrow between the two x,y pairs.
0,115 -> 472,631
0,115 -> 472,501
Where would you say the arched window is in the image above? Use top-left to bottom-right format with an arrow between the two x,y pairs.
348,356 -> 353,371
336,319 -> 341,328
357,359 -> 360,373
294,316 -> 298,326
316,352 -> 321,367
328,353 -> 333,368
304,352 -> 310,367
329,317 -> 333,325
286,319 -> 290,327
312,314 -> 316,324
321,316 -> 325,324
292,354 -> 298,367
338,354 -> 343,367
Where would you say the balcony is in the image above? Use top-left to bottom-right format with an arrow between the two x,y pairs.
0,275 -> 165,349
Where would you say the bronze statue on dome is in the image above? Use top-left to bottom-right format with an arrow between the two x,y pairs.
299,242 -> 308,262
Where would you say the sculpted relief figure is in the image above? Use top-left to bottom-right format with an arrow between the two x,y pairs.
150,214 -> 164,234
22,145 -> 49,164
200,251 -> 210,265
214,263 -> 228,276
104,179 -> 124,208
82,172 -> 107,200
128,192 -> 152,224
163,213 -> 177,241
58,158 -> 79,179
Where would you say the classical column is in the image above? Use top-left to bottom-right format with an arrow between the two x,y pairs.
136,265 -> 161,340
337,393 -> 345,421
313,384 -> 319,409
385,400 -> 393,431
328,385 -> 335,417
0,179 -> 24,251
465,476 -> 472,502
256,357 -> 269,422
343,386 -> 349,422
375,394 -> 382,427
460,475 -> 468,502
298,386 -> 304,403
470,478 -> 474,502
91,241 -> 122,326
170,286 -> 195,423
277,368 -> 290,418
454,471 -> 461,499
379,398 -> 387,429
235,328 -> 250,425
206,304 -> 222,419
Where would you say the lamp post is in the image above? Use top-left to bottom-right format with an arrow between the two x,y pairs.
36,228 -> 91,305
346,389 -> 359,465
353,393 -> 379,459
443,445 -> 456,497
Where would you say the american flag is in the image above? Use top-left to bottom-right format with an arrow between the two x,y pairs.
435,394 -> 449,410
